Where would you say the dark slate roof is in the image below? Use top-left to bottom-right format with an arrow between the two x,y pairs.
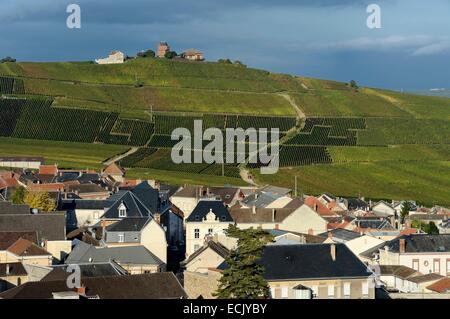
318,229 -> 362,242
102,191 -> 152,219
345,198 -> 369,211
0,273 -> 187,299
382,234 -> 450,253
0,213 -> 66,241
59,199 -> 109,211
0,262 -> 28,276
55,172 -> 80,183
67,183 -> 109,194
160,184 -> 181,198
106,217 -> 151,232
41,261 -> 127,281
258,244 -> 373,280
77,173 -> 101,184
65,242 -> 163,266
0,201 -> 30,215
186,200 -> 233,222
131,181 -> 160,214
355,219 -> 394,230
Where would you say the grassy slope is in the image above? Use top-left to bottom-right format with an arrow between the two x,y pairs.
0,137 -> 128,169
126,168 -> 246,187
254,161 -> 450,206
1,59 -> 450,203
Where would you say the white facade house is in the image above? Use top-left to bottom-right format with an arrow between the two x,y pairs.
185,200 -> 233,257
377,235 -> 450,277
95,51 -> 125,64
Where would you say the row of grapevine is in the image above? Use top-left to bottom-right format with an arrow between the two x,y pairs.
119,148 -> 158,167
0,99 -> 24,136
119,147 -> 241,178
248,146 -> 332,168
0,77 -> 25,95
12,105 -> 109,143
236,116 -> 296,132
286,117 -> 366,146
153,113 -> 296,134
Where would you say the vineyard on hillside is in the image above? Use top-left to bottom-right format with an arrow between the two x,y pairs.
119,148 -> 241,178
0,77 -> 25,95
285,117 -> 367,146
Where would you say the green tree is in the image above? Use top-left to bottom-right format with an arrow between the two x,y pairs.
164,51 -> 178,59
214,225 -> 274,299
411,220 -> 439,234
11,186 -> 27,204
24,191 -> 56,212
1,56 -> 16,63
218,58 -> 232,64
349,80 -> 359,89
400,201 -> 412,222
424,221 -> 440,235
137,49 -> 155,58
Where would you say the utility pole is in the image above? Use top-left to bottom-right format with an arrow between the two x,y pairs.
294,175 -> 298,198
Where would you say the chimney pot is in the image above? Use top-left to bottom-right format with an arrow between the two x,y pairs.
272,209 -> 276,222
399,239 -> 406,254
5,264 -> 10,275
77,286 -> 86,295
252,206 -> 256,215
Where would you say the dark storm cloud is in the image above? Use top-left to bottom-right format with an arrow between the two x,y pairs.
0,0 -> 448,90
0,0 -> 380,25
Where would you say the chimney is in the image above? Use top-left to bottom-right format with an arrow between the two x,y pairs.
275,224 -> 279,230
5,264 -> 10,275
101,220 -> 106,239
314,204 -> 318,212
252,206 -> 256,215
399,239 -> 406,254
328,231 -> 333,240
77,286 -> 86,296
330,244 -> 336,261
154,213 -> 161,225
308,228 -> 314,235
272,209 -> 276,222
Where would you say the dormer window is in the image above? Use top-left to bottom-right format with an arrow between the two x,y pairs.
118,202 -> 127,218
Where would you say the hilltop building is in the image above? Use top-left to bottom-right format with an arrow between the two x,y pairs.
181,49 -> 204,61
95,51 -> 125,65
157,42 -> 170,58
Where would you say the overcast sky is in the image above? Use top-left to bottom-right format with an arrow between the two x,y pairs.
1,0 -> 449,90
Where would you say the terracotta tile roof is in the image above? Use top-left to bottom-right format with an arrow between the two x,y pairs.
0,231 -> 38,250
400,228 -> 421,236
28,183 -> 65,192
7,238 -> 51,257
103,163 -> 125,176
304,196 -> 336,217
327,221 -> 350,230
426,278 -> 450,293
39,165 -> 58,176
